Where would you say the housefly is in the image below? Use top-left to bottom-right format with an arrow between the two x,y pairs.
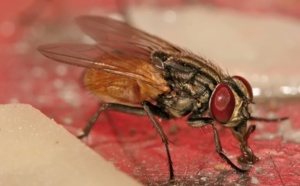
38,16 -> 288,181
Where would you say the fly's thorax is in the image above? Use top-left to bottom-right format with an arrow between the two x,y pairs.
151,50 -> 227,118
156,68 -> 218,118
157,91 -> 197,118
209,76 -> 254,128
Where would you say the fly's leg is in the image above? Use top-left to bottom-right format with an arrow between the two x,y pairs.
240,116 -> 288,163
250,116 -> 288,122
78,103 -> 148,139
142,101 -> 174,182
211,123 -> 248,172
78,102 -> 174,181
188,117 -> 248,173
231,124 -> 259,164
77,104 -> 105,139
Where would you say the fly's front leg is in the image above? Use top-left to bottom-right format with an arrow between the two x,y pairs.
78,103 -> 147,139
188,116 -> 248,173
231,123 -> 259,165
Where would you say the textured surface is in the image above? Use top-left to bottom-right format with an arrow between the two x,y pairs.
0,104 -> 142,186
0,1 -> 300,185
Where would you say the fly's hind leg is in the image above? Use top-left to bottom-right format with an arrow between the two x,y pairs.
78,103 -> 147,139
78,101 -> 174,181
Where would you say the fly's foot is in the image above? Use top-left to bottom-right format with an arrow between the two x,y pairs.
238,145 -> 259,165
77,130 -> 89,139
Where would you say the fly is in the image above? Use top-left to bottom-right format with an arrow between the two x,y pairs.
38,16 -> 288,182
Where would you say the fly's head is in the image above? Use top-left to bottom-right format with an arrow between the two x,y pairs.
209,75 -> 253,128
208,75 -> 287,165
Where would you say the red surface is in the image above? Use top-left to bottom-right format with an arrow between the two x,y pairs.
1,1 -> 300,185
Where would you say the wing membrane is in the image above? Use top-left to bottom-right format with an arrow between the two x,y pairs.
38,16 -> 181,91
38,43 -> 117,69
75,16 -> 182,56
38,43 -> 168,90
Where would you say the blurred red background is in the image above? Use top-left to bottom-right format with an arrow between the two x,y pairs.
0,0 -> 299,185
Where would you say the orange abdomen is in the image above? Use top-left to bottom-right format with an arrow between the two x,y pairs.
84,69 -> 170,106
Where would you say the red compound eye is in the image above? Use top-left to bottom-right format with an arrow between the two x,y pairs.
210,84 -> 235,123
232,76 -> 253,100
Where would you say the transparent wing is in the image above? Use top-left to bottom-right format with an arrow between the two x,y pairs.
75,15 -> 183,57
38,43 -> 168,90
38,16 -> 182,91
